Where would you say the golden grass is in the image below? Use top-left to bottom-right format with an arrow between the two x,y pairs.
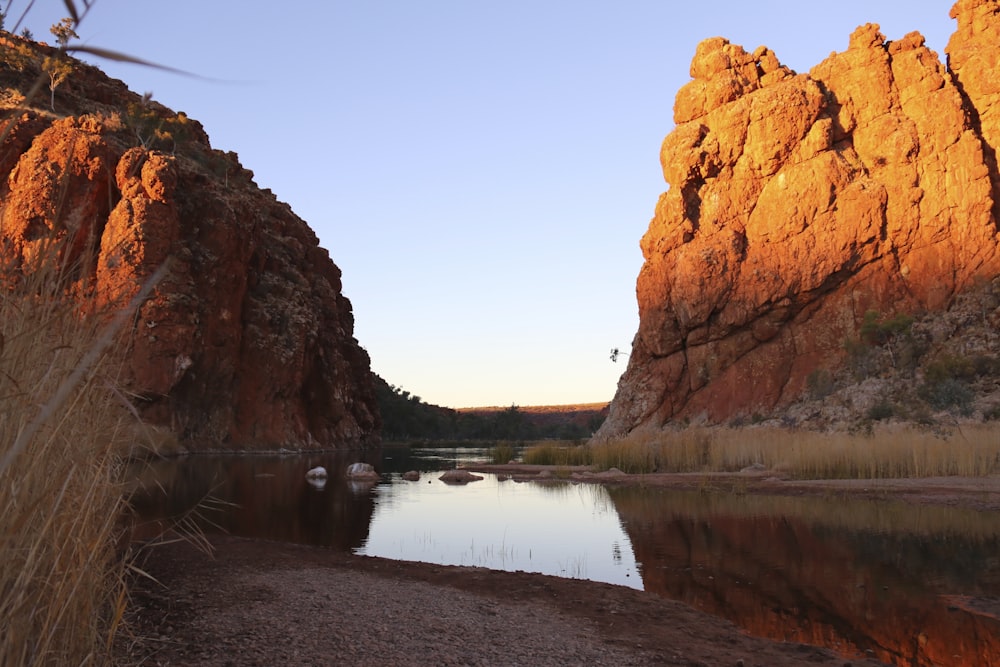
526,423 -> 1000,479
0,238 -> 164,664
0,6 -> 192,663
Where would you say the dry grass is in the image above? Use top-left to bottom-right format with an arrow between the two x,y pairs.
0,5 -> 187,664
527,423 -> 1000,479
0,239 -> 145,665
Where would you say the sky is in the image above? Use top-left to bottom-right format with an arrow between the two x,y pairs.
16,1 -> 957,408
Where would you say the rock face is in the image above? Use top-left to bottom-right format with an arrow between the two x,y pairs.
598,1 -> 1000,438
0,37 -> 379,449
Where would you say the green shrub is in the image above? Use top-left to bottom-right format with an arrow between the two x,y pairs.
806,368 -> 834,399
921,377 -> 974,414
924,353 -> 977,384
844,337 -> 877,380
866,400 -> 895,421
971,354 -> 1000,378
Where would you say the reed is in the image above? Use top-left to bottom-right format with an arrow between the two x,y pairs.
522,440 -> 592,467
0,237 -> 142,665
587,423 -> 1000,479
487,441 -> 518,464
0,4 -> 193,664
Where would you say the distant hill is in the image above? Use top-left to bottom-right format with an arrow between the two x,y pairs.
375,375 -> 607,441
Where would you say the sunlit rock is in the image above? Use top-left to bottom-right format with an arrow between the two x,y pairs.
0,36 -> 381,451
599,2 -> 1000,437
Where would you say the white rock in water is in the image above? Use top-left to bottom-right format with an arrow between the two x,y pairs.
305,466 -> 328,479
346,462 -> 379,479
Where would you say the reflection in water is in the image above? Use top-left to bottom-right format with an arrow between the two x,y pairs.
129,449 -> 1000,666
358,472 -> 641,588
127,447 -> 640,588
128,451 -> 381,550
608,487 -> 1000,667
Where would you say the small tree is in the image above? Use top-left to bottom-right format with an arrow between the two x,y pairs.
858,310 -> 915,370
42,18 -> 79,111
42,55 -> 72,110
50,17 -> 78,47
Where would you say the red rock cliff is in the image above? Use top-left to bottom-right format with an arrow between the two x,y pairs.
0,37 -> 379,449
598,1 -> 1000,437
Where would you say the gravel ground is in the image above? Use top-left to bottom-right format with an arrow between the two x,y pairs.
119,535 -> 889,667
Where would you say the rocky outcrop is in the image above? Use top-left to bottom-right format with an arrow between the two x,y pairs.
0,37 -> 379,449
598,1 -> 1000,437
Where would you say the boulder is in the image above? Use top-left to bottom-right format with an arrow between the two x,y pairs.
438,469 -> 484,484
305,466 -> 328,479
346,462 -> 379,480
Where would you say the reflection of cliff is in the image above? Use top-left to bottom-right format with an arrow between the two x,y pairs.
609,488 -> 1000,666
128,453 -> 380,550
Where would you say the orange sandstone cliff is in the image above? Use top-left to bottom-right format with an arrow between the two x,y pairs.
0,38 -> 379,449
598,1 -> 1000,438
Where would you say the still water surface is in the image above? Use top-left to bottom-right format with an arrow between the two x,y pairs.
130,446 -> 1000,666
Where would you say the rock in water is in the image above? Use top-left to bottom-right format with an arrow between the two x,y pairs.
598,2 -> 1000,438
439,469 -> 484,484
0,36 -> 380,450
346,462 -> 379,480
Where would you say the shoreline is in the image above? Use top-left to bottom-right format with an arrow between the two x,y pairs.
119,469 -> 1000,666
465,462 -> 1000,511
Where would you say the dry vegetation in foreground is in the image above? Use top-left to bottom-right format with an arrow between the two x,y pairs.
0,5 -> 157,663
0,243 -> 141,665
524,423 -> 1000,479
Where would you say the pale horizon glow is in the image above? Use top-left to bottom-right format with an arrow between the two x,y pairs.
21,1 -> 956,408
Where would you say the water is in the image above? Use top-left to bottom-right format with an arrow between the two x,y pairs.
609,486 -> 1000,666
129,447 -> 1000,666
127,446 -> 640,588
361,471 -> 639,587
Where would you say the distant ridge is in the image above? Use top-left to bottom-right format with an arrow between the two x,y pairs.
455,402 -> 610,413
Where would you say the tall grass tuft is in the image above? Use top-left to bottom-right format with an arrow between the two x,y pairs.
522,440 -> 592,467
0,239 -> 161,665
0,5 -> 182,663
581,424 -> 1000,479
487,441 -> 518,464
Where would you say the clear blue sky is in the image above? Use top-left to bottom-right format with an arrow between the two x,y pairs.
20,1 -> 955,408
